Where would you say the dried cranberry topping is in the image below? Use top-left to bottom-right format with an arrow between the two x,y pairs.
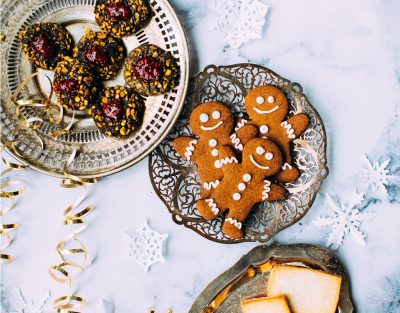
31,31 -> 55,60
105,1 -> 132,20
102,98 -> 124,122
82,44 -> 109,67
133,57 -> 163,82
55,78 -> 79,97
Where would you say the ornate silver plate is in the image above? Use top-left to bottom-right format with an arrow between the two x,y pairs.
0,0 -> 189,178
190,243 -> 354,313
149,64 -> 328,243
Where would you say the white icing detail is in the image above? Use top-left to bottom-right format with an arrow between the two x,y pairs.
281,121 -> 296,139
262,180 -> 271,200
256,96 -> 265,104
212,111 -> 221,119
200,121 -> 223,131
203,180 -> 220,190
230,133 -> 243,151
209,139 -> 217,147
234,119 -> 248,131
205,198 -> 219,215
253,106 -> 279,114
233,192 -> 241,201
250,155 -> 270,170
265,152 -> 274,160
243,174 -> 252,182
256,146 -> 265,155
238,183 -> 246,191
200,113 -> 209,122
282,162 -> 293,170
216,156 -> 238,168
184,140 -> 198,160
260,125 -> 269,134
226,217 -> 242,229
267,96 -> 275,103
211,149 -> 219,156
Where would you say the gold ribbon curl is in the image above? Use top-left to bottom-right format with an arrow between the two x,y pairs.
49,148 -> 97,312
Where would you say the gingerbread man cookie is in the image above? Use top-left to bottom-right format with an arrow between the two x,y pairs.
173,102 -> 258,197
196,138 -> 287,239
244,85 -> 309,183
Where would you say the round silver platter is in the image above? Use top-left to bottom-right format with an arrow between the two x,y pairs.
149,64 -> 328,243
0,0 -> 189,178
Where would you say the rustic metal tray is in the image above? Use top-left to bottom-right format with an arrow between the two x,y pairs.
0,0 -> 189,178
149,64 -> 328,243
190,243 -> 354,313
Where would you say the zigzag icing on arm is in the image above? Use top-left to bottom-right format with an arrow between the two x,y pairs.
230,133 -> 243,151
226,217 -> 242,229
282,162 -> 293,170
262,180 -> 271,200
234,119 -> 247,131
203,179 -> 220,190
184,139 -> 198,160
205,198 -> 219,215
281,121 -> 296,139
214,156 -> 238,168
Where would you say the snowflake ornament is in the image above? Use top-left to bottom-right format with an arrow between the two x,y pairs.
2,287 -> 51,313
214,0 -> 269,48
312,191 -> 373,249
129,221 -> 168,272
360,154 -> 398,199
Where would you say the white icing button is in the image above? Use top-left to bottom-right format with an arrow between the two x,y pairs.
243,174 -> 252,182
256,96 -> 265,104
265,152 -> 274,160
233,193 -> 241,201
211,149 -> 219,156
212,111 -> 221,119
200,113 -> 209,123
260,125 -> 269,134
209,139 -> 217,147
267,96 -> 275,103
238,183 -> 246,191
256,146 -> 265,155
214,160 -> 221,168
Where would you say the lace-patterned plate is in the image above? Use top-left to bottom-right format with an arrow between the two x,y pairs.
149,64 -> 328,243
0,0 -> 189,178
190,243 -> 354,313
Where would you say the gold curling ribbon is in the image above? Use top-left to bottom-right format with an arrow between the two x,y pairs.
49,148 -> 97,312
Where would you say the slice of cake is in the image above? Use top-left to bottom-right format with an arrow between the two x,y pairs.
267,265 -> 342,313
241,295 -> 292,313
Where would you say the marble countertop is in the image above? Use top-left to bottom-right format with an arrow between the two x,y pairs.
2,0 -> 400,312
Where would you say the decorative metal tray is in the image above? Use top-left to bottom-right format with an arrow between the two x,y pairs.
0,0 -> 189,178
190,243 -> 354,313
149,64 -> 328,243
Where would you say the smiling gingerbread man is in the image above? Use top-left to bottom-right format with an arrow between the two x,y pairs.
243,85 -> 309,183
173,102 -> 258,197
196,138 -> 287,239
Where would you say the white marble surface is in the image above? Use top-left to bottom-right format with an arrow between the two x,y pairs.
1,0 -> 400,312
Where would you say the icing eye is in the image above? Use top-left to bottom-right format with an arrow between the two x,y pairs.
265,152 -> 274,160
212,111 -> 221,119
256,96 -> 265,104
267,96 -> 275,103
200,113 -> 209,123
256,146 -> 265,155
209,139 -> 217,147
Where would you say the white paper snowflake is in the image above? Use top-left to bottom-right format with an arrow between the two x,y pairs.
312,191 -> 373,249
129,222 -> 168,272
214,0 -> 269,48
360,154 -> 398,199
1,287 -> 51,313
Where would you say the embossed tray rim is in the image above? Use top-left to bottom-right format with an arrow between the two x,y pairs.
189,243 -> 354,313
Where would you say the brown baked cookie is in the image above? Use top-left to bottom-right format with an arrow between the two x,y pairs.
173,102 -> 258,198
244,85 -> 309,183
196,138 -> 287,239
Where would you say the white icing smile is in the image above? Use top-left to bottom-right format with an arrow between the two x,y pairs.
201,121 -> 223,131
253,106 -> 279,114
250,155 -> 270,170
